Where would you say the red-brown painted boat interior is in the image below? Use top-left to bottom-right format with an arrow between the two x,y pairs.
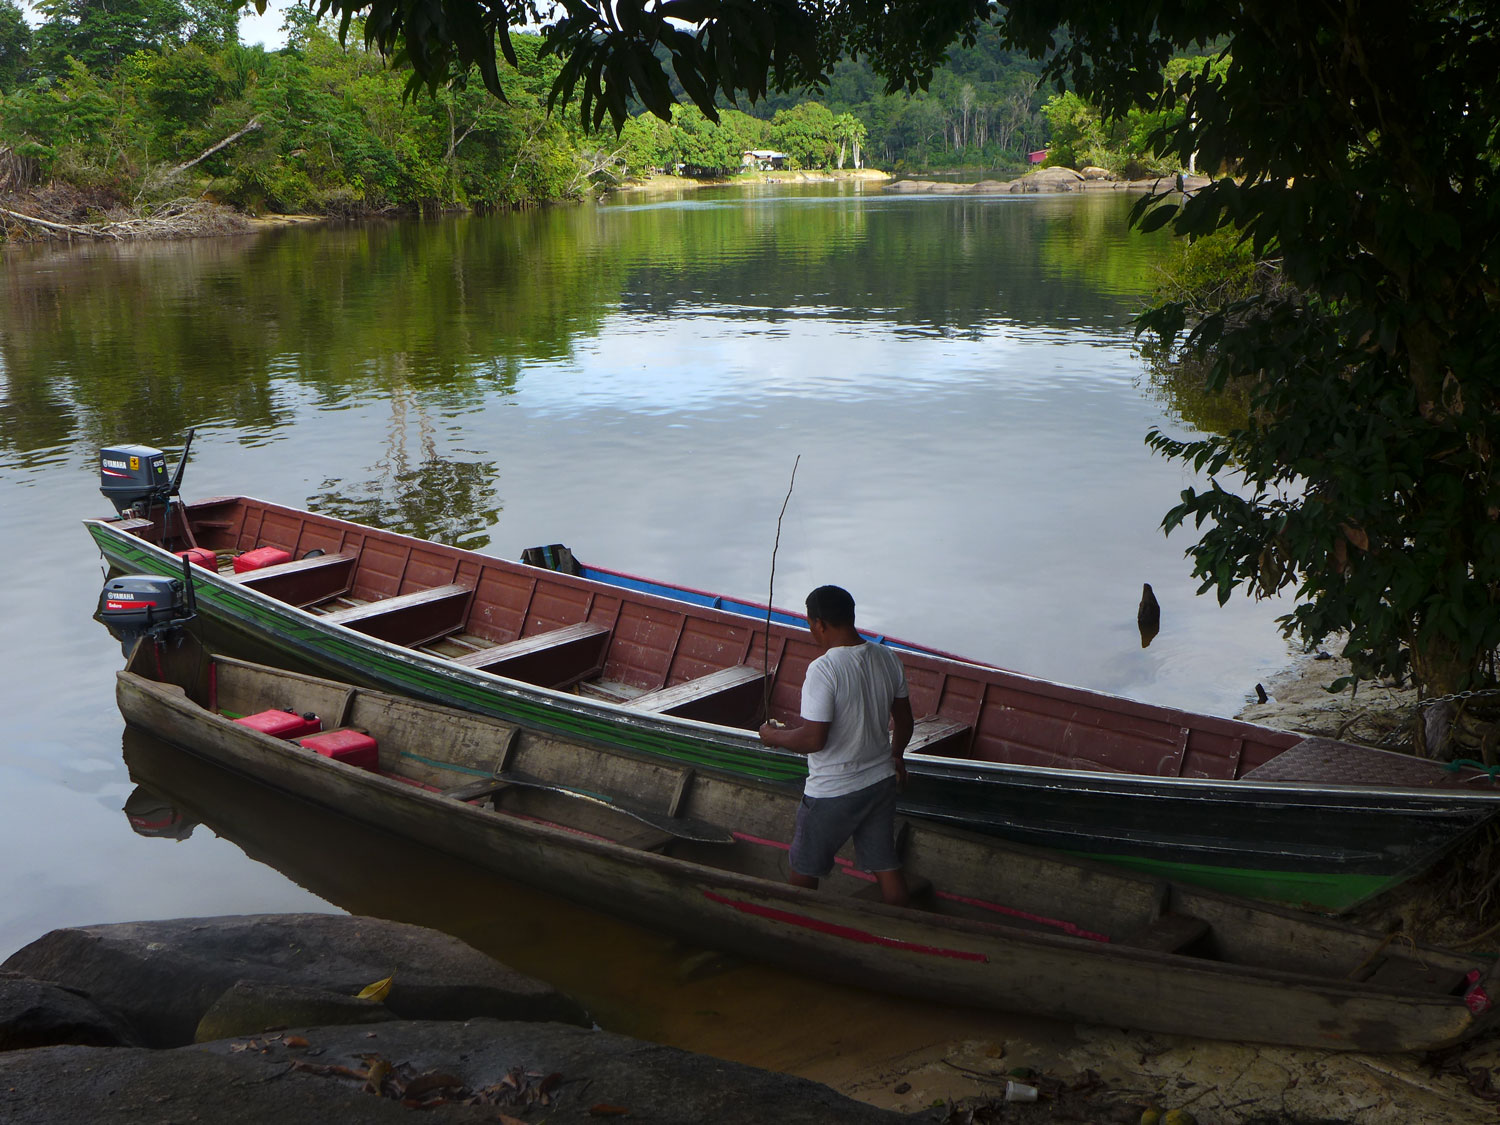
115,496 -> 1309,782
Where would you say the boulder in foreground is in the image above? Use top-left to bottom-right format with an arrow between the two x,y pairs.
2,914 -> 589,1048
0,1017 -> 917,1124
0,973 -> 142,1050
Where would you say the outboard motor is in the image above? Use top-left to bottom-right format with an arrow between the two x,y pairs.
95,561 -> 197,656
99,445 -> 170,517
99,429 -> 194,518
123,784 -> 197,841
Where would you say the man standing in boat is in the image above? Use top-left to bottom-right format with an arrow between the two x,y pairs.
758,585 -> 914,907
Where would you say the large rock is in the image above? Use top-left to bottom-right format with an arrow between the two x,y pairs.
885,178 -> 1017,194
2,915 -> 588,1048
1011,166 -> 1085,192
194,979 -> 395,1042
0,1018 -> 917,1124
0,973 -> 141,1050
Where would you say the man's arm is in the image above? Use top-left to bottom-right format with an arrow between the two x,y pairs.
890,696 -> 914,785
758,719 -> 830,755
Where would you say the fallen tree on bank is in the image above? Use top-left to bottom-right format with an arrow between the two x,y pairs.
0,195 -> 251,241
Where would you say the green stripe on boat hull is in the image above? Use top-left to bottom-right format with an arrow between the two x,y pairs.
1076,852 -> 1398,914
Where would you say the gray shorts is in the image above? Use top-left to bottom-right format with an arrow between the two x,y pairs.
789,775 -> 900,877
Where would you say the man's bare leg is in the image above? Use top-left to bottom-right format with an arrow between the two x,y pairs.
875,869 -> 909,908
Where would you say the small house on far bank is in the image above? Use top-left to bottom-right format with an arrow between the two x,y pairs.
742,150 -> 789,171
1027,149 -> 1049,165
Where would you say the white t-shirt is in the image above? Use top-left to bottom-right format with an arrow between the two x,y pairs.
799,642 -> 909,798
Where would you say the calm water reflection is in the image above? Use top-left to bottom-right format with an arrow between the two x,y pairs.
0,187 -> 1298,1014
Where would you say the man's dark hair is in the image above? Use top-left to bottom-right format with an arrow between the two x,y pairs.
806,585 -> 856,627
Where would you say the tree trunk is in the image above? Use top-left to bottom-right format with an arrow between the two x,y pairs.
1412,633 -> 1473,760
153,118 -> 262,187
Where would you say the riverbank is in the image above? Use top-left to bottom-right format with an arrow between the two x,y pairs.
608,167 -> 892,196
1,168 -> 894,243
2,163 -> 1175,245
886,167 -> 1212,195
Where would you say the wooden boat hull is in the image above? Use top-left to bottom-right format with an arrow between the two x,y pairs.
112,642 -> 1500,1052
86,498 -> 1500,913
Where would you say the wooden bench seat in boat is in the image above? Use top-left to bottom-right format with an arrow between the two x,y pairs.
450,622 -> 611,689
442,769 -> 730,847
321,583 -> 473,647
231,551 -> 357,607
906,716 -> 971,757
627,664 -> 766,727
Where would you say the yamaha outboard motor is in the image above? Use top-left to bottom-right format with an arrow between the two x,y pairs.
98,429 -> 194,518
95,559 -> 197,657
99,445 -> 171,516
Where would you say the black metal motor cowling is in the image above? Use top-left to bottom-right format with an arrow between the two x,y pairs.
96,574 -> 195,654
99,445 -> 169,516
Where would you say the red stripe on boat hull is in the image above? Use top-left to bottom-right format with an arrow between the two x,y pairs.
702,890 -> 988,962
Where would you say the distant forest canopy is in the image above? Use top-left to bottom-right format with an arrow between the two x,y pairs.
0,0 -> 1204,220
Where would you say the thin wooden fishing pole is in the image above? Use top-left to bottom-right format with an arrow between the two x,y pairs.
764,454 -> 801,721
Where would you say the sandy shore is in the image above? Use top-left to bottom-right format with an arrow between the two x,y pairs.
609,169 -> 892,196
1235,639 -> 1419,746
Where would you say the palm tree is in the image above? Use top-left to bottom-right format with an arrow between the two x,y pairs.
833,112 -> 867,169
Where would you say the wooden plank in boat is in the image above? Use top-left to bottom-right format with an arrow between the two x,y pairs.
233,551 -> 357,607
442,777 -> 512,802
627,664 -> 766,727
467,769 -> 733,844
1358,956 -> 1470,994
907,717 -> 970,757
451,622 -> 611,689
321,583 -> 473,647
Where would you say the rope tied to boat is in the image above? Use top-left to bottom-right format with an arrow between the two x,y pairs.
1440,758 -> 1500,782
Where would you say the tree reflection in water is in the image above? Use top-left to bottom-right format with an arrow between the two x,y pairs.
308,386 -> 501,551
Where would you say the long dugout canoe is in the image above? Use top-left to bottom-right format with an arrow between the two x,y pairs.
113,635 -> 1500,1053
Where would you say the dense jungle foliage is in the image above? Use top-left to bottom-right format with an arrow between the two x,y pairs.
0,0 -> 600,216
0,0 -> 1189,222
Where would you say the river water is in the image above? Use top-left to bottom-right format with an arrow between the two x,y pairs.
0,183 -> 1298,1085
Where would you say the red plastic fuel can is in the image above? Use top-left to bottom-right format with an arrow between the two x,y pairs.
299,729 -> 379,772
233,709 -> 322,738
175,548 -> 218,569
233,547 -> 293,573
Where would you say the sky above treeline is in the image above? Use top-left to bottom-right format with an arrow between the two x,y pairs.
237,1 -> 288,47
16,0 -> 289,48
